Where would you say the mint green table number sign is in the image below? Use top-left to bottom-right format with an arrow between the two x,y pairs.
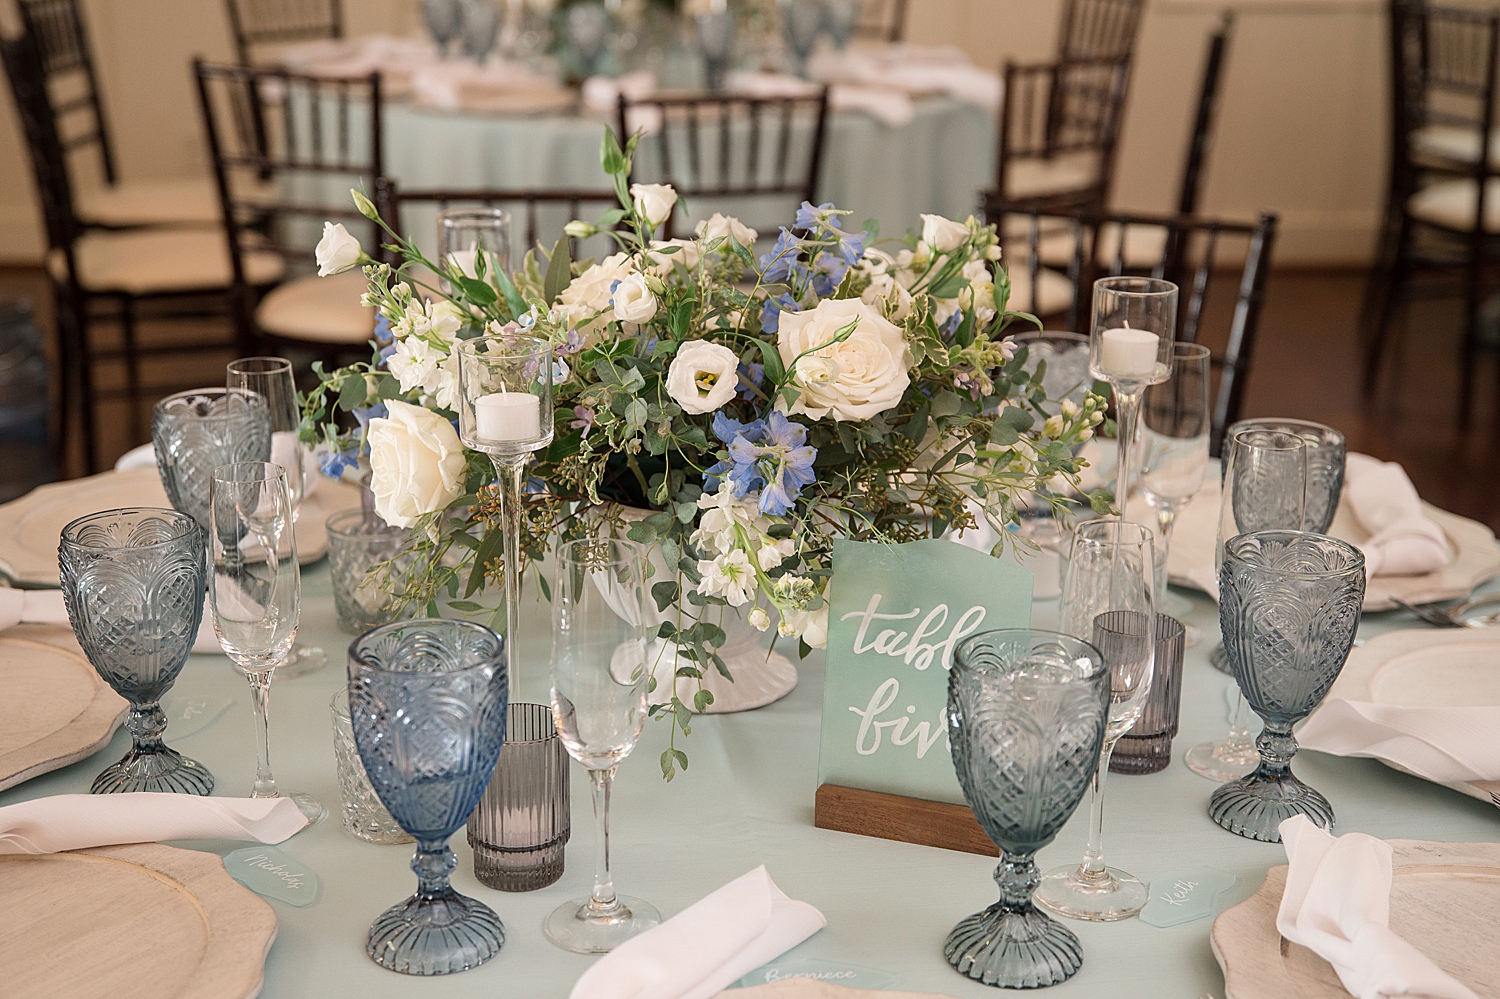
814,538 -> 1033,851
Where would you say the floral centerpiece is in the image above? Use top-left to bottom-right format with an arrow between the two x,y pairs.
305,129 -> 1108,778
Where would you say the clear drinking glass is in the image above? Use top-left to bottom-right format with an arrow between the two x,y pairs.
1035,520 -> 1156,922
1109,615 -> 1186,775
326,508 -> 412,634
943,629 -> 1111,988
422,0 -> 461,55
543,538 -> 660,953
1139,343 -> 1211,623
330,690 -> 412,845
208,461 -> 323,824
696,8 -> 736,90
1209,532 -> 1365,841
58,507 -> 214,795
349,619 -> 510,975
825,0 -> 862,48
780,0 -> 824,76
228,357 -> 325,678
1223,418 -> 1346,534
459,0 -> 501,62
1186,430 -> 1308,782
152,388 -> 270,532
439,206 -> 511,295
467,701 -> 572,891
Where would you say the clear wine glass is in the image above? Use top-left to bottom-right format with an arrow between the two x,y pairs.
440,207 -> 511,299
228,357 -> 325,678
1185,429 -> 1307,783
1034,520 -> 1156,922
423,0 -> 462,56
543,538 -> 661,953
1139,343 -> 1211,628
780,0 -> 824,77
208,460 -> 324,824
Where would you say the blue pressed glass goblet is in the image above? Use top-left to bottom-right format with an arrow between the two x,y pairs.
58,507 -> 213,795
1209,531 -> 1365,842
944,629 -> 1111,989
348,619 -> 510,975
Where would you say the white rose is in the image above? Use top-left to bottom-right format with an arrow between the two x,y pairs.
630,183 -> 677,228
695,212 -> 758,248
666,340 -> 740,415
776,298 -> 912,421
315,222 -> 362,276
558,252 -> 632,334
920,213 -> 969,253
366,400 -> 467,529
611,271 -> 658,324
645,239 -> 701,276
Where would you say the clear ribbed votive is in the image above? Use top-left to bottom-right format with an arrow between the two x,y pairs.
467,701 -> 570,891
1110,615 -> 1187,775
330,690 -> 412,845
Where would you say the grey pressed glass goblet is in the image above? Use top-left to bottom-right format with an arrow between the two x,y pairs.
1209,531 -> 1365,842
944,629 -> 1111,989
1223,418 -> 1346,535
152,388 -> 271,533
58,508 -> 214,795
349,619 -> 511,975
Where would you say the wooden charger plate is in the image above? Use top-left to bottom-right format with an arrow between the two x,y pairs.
1212,839 -> 1500,999
0,467 -> 362,586
0,636 -> 125,792
0,842 -> 277,999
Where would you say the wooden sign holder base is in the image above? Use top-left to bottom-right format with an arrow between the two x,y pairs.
814,784 -> 998,856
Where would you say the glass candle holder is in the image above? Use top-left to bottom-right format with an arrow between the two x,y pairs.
467,701 -> 571,891
330,690 -> 413,845
1110,614 -> 1186,775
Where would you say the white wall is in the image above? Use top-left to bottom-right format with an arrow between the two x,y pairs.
0,0 -> 1386,264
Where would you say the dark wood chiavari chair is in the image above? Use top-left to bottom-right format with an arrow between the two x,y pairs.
16,0 -> 223,229
853,0 -> 908,43
616,87 -> 831,239
194,60 -> 383,362
225,0 -> 344,66
1362,1 -> 1500,426
1057,0 -> 1147,61
989,201 -> 1279,451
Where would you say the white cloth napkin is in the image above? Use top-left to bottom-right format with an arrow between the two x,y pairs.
569,866 -> 826,999
723,71 -> 915,127
1298,699 -> 1500,784
1276,817 -> 1479,999
732,984 -> 958,999
117,440 -> 320,500
808,47 -> 1002,111
583,71 -> 661,132
1344,454 -> 1455,577
113,442 -> 155,472
0,588 -> 69,630
0,793 -> 308,854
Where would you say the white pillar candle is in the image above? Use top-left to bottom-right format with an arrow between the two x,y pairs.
1099,327 -> 1160,378
474,391 -> 541,442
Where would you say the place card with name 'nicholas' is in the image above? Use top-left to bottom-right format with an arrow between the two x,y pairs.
224,845 -> 319,907
814,538 -> 1032,854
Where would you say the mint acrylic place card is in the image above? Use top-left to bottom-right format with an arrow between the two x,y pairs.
1139,868 -> 1235,927
736,959 -> 899,990
224,845 -> 320,907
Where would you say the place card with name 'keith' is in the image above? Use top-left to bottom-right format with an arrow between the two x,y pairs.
815,538 -> 1031,854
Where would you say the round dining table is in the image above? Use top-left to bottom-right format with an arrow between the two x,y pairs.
4,545 -> 1497,998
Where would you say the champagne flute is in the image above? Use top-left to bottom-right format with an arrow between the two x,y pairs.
1034,520 -> 1156,922
208,460 -> 324,824
543,538 -> 660,953
1138,343 -> 1211,627
1185,430 -> 1307,782
227,357 -> 326,678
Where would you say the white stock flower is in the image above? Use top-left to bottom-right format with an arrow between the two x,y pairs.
366,400 -> 467,529
611,272 -> 659,324
1060,398 -> 1081,418
920,213 -> 969,253
386,336 -> 445,397
693,481 -> 769,555
666,339 -> 740,415
695,212 -> 758,248
776,298 -> 912,421
630,183 -> 677,227
645,239 -> 701,276
859,252 -> 913,321
315,222 -> 362,276
748,606 -> 771,631
1042,414 -> 1064,438
778,605 -> 828,648
757,537 -> 795,570
558,252 -> 633,334
697,549 -> 755,606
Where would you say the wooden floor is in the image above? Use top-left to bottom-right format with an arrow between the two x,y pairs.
4,264 -> 1499,530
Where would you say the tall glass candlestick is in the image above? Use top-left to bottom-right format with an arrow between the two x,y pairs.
1089,278 -> 1177,521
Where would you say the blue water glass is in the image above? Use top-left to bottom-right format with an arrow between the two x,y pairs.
944,629 -> 1111,989
1209,531 -> 1365,842
58,507 -> 213,795
348,619 -> 511,975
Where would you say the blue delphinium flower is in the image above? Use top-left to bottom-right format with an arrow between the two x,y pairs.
795,201 -> 840,230
737,361 -> 765,401
760,292 -> 800,334
759,229 -> 802,284
703,411 -> 818,516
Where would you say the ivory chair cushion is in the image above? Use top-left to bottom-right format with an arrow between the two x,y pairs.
47,229 -> 284,295
1411,125 -> 1500,168
73,178 -> 222,229
255,270 -> 375,345
1407,178 -> 1500,232
1004,152 -> 1101,200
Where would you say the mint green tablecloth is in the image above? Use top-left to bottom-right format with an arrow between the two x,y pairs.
4,563 -> 1497,998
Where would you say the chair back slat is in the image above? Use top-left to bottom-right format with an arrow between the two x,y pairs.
855,0 -> 908,42
379,183 -> 621,267
1179,14 -> 1234,215
1,30 -> 81,251
18,0 -> 117,187
226,0 -> 343,66
1058,0 -> 1145,61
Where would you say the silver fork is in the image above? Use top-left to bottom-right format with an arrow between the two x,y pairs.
1392,594 -> 1500,628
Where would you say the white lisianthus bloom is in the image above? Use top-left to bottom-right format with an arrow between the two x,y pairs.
920,213 -> 970,253
695,212 -> 758,248
366,400 -> 467,528
778,605 -> 828,648
645,239 -> 701,277
776,298 -> 912,421
558,252 -> 633,335
748,606 -> 771,631
697,549 -> 755,606
315,222 -> 362,276
666,339 -> 741,415
630,182 -> 677,227
611,272 -> 659,324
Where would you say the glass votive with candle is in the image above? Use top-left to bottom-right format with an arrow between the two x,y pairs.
1089,277 -> 1177,386
457,335 -> 555,458
439,206 -> 511,293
